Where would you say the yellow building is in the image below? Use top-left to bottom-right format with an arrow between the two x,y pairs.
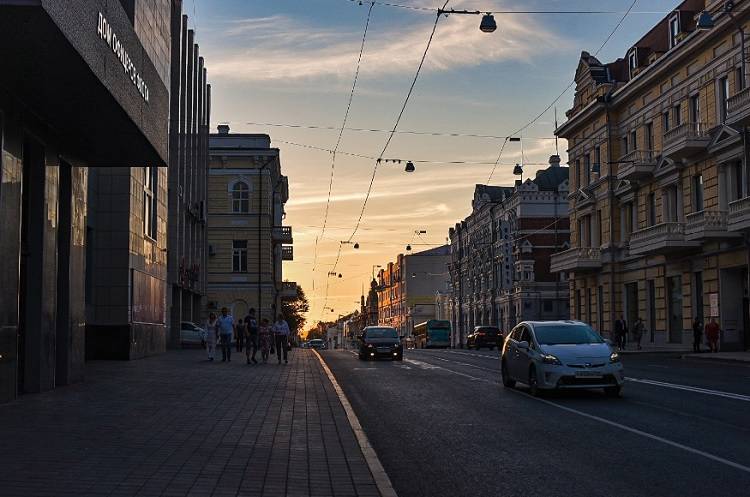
207,126 -> 294,322
552,0 -> 750,350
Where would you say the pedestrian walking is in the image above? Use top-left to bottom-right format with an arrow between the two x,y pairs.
692,317 -> 703,353
705,317 -> 720,353
632,317 -> 645,351
217,307 -> 234,362
245,308 -> 259,364
273,314 -> 291,364
259,318 -> 272,364
235,318 -> 245,352
205,312 -> 218,361
614,316 -> 628,351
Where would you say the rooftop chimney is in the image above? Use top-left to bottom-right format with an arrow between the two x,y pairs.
217,124 -> 230,135
549,155 -> 561,168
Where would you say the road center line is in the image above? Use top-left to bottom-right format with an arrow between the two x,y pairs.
626,377 -> 750,402
428,356 -> 499,373
403,358 -> 492,382
511,389 -> 750,475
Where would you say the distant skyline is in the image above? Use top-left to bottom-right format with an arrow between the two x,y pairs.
191,0 -> 684,325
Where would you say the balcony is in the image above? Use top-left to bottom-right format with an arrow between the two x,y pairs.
727,87 -> 750,127
728,196 -> 750,232
629,222 -> 700,256
662,122 -> 712,160
685,210 -> 735,240
282,246 -> 294,261
272,226 -> 293,244
280,281 -> 298,299
550,247 -> 602,273
616,150 -> 657,182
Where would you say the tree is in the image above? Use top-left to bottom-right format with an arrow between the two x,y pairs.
281,284 -> 309,336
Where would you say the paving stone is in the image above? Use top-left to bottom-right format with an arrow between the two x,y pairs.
0,350 -> 380,497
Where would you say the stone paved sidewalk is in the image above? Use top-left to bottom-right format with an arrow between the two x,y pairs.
0,349 -> 380,497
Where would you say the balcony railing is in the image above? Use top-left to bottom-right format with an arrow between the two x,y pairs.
280,281 -> 298,299
663,122 -> 713,159
281,245 -> 294,261
728,196 -> 750,232
629,222 -> 700,256
727,87 -> 750,126
550,247 -> 602,273
616,150 -> 657,181
685,210 -> 733,240
272,226 -> 293,244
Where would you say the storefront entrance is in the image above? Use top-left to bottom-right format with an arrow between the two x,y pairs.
720,267 -> 749,351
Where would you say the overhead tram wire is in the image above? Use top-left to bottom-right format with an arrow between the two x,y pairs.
311,1 -> 375,286
319,0 -> 451,320
248,121 -> 559,141
347,0 -> 664,15
484,0 -> 640,181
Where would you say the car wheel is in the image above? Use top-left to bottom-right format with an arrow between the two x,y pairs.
604,386 -> 622,398
358,352 -> 365,360
528,367 -> 541,397
501,360 -> 515,388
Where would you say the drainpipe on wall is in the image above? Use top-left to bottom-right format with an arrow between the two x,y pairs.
603,89 -> 617,340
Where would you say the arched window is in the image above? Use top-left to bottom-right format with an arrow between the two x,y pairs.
232,181 -> 250,213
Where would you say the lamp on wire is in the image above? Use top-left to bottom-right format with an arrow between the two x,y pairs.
405,161 -> 415,172
480,13 -> 497,33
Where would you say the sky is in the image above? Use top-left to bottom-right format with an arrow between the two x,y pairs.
189,0 -> 686,326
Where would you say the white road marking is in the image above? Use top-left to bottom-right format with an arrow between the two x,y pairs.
512,389 -> 750,475
404,358 -> 492,382
626,377 -> 750,403
429,356 -> 499,374
408,356 -> 750,475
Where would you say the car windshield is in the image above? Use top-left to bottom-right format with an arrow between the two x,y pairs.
477,327 -> 498,335
366,328 -> 398,339
310,340 -> 323,344
533,324 -> 604,345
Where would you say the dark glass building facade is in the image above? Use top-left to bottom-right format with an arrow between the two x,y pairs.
0,0 -> 170,402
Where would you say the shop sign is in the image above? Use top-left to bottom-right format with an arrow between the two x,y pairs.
97,12 -> 150,103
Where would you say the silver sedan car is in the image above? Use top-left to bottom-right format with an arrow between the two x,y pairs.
500,320 -> 624,397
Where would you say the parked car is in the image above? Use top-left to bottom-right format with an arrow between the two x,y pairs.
308,339 -> 327,350
358,326 -> 403,360
500,320 -> 624,397
180,321 -> 206,347
467,326 -> 501,350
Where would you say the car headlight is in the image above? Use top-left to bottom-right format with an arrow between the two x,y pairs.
540,354 -> 562,365
609,351 -> 620,363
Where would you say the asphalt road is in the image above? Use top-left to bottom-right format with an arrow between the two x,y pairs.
320,348 -> 750,497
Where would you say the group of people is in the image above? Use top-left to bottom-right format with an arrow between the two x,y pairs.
692,317 -> 721,353
204,307 -> 292,364
613,316 -> 646,351
613,315 -> 722,353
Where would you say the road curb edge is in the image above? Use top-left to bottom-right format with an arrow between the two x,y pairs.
312,350 -> 399,497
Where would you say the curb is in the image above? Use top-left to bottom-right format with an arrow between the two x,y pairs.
680,354 -> 750,365
312,349 -> 399,497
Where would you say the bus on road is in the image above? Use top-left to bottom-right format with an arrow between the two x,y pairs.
413,320 -> 451,348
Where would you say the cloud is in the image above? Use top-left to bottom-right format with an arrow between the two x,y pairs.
205,8 -> 567,82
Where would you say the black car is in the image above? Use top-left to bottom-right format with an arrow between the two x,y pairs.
358,326 -> 403,360
467,326 -> 501,350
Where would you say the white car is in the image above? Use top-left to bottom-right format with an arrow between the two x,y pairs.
500,320 -> 624,397
180,321 -> 207,347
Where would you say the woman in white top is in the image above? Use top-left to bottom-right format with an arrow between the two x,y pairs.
205,312 -> 218,361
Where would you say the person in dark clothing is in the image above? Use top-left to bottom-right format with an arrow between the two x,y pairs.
235,318 -> 245,352
692,317 -> 703,353
614,316 -> 628,351
245,308 -> 259,364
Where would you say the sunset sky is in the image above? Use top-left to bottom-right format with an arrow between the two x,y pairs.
190,0 -> 681,325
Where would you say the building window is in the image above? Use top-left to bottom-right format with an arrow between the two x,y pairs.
645,122 -> 654,150
693,175 -> 704,212
628,49 -> 638,78
143,166 -> 158,240
663,111 -> 670,135
622,135 -> 629,155
719,76 -> 729,123
232,240 -> 248,272
622,202 -> 634,241
647,192 -> 657,226
690,94 -> 700,123
583,153 -> 591,186
575,159 -> 581,190
669,15 -> 680,48
673,103 -> 682,127
630,130 -> 637,151
231,181 -> 250,213
737,67 -> 745,92
594,146 -> 601,173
